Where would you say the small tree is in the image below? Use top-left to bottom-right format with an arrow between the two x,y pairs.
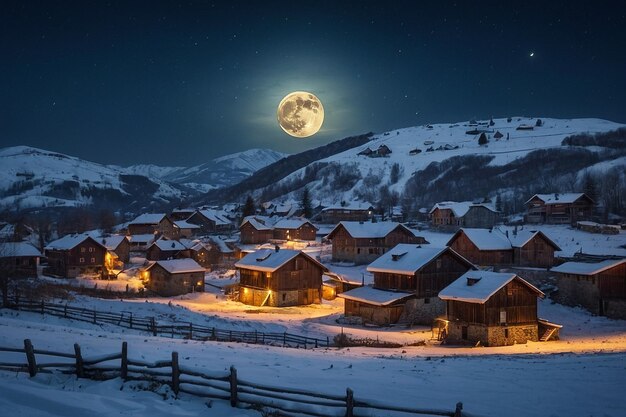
242,195 -> 256,217
535,118 -> 543,127
478,133 -> 488,146
300,187 -> 312,218
389,163 -> 402,185
495,193 -> 502,212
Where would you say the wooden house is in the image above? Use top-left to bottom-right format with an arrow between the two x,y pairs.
146,238 -> 189,261
552,259 -> 626,319
235,248 -> 327,307
326,221 -> 428,265
174,220 -> 201,238
319,202 -> 374,224
187,209 -> 232,233
357,147 -> 373,156
493,131 -> 504,139
439,271 -> 545,346
170,208 -> 196,221
185,241 -> 220,269
339,245 -> 475,325
239,217 -> 274,244
143,258 -> 205,296
0,242 -> 42,278
429,201 -> 499,229
525,193 -> 594,225
508,230 -> 560,268
45,234 -> 107,278
96,235 -> 130,264
375,144 -> 392,157
127,234 -> 157,252
128,213 -> 177,238
273,218 -> 318,241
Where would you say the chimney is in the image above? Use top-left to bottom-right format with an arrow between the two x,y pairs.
275,245 -> 280,252
466,277 -> 481,286
171,242 -> 176,248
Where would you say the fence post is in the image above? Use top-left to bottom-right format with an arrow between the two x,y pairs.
254,330 -> 258,344
121,342 -> 128,380
345,387 -> 354,417
24,339 -> 37,377
327,336 -> 330,348
93,308 -> 97,324
171,352 -> 180,396
211,327 -> 216,340
315,338 -> 318,348
129,312 -> 133,329
151,317 -> 157,336
74,343 -> 84,378
64,304 -> 68,318
40,300 -> 45,315
229,366 -> 238,407
283,332 -> 287,347
188,322 -> 193,339
454,402 -> 463,417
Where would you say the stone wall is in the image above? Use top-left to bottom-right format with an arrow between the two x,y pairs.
604,299 -> 626,320
555,275 -> 599,314
445,322 -> 538,346
402,297 -> 445,325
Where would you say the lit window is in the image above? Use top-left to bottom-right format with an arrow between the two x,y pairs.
89,247 -> 94,253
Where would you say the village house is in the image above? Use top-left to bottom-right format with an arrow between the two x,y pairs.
552,259 -> 626,319
0,242 -> 42,278
525,193 -> 594,224
326,221 -> 428,265
319,202 -> 374,224
235,248 -> 327,307
127,213 -> 177,238
429,201 -> 499,229
186,209 -> 232,233
146,238 -> 189,261
143,258 -> 205,296
438,270 -> 546,346
96,235 -> 130,264
45,234 -> 108,278
239,217 -> 274,244
174,220 -> 201,238
127,234 -> 157,252
185,241 -> 221,269
170,208 -> 196,221
446,228 -> 560,268
339,244 -> 475,325
273,218 -> 318,241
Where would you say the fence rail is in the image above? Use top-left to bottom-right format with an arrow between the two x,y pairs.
4,298 -> 329,349
0,339 -> 470,417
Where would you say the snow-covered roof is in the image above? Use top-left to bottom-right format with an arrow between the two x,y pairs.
235,249 -> 326,273
148,258 -> 205,274
551,259 -> 625,276
174,220 -> 201,229
526,193 -> 590,205
128,213 -> 168,225
94,235 -> 128,250
439,270 -> 543,304
327,221 -> 415,239
449,228 -> 512,250
273,218 -> 317,230
322,201 -> 373,211
151,238 -> 187,251
128,234 -> 157,244
338,286 -> 414,306
45,234 -> 105,251
197,209 -> 230,225
210,236 -> 234,253
367,244 -> 466,275
507,230 -> 560,250
429,201 -> 497,217
0,242 -> 42,258
241,216 -> 272,231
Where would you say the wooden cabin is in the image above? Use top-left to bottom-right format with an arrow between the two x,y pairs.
187,209 -> 232,233
429,201 -> 499,230
439,271 -> 545,346
235,248 -> 327,307
170,208 -> 196,221
96,235 -> 130,264
0,242 -> 42,278
273,218 -> 318,241
127,234 -> 157,252
338,245 -> 475,325
357,147 -> 373,156
319,202 -> 374,224
326,221 -> 428,265
144,258 -> 205,296
508,230 -> 560,268
174,220 -> 201,238
525,193 -> 594,225
239,217 -> 274,244
375,144 -> 392,157
185,241 -> 221,269
552,259 -> 626,319
146,238 -> 189,261
128,213 -> 177,238
45,234 -> 107,278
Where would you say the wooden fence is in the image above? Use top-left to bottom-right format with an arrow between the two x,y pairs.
0,339 -> 470,417
5,298 -> 329,349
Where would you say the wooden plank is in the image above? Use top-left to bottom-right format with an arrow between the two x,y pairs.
74,344 -> 84,378
24,339 -> 37,377
121,342 -> 128,380
171,352 -> 180,396
229,366 -> 238,407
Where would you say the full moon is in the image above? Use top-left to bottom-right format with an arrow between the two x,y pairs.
276,91 -> 324,138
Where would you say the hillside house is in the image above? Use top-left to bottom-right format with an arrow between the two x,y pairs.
273,218 -> 318,241
96,235 -> 130,264
170,208 -> 196,221
187,209 -> 232,233
429,201 -> 499,229
326,221 -> 428,265
439,271 -> 545,346
525,193 -> 594,224
45,234 -> 107,278
185,241 -> 220,269
240,217 -> 274,244
357,147 -> 373,156
146,238 -> 189,261
319,202 -> 374,224
0,242 -> 42,278
339,245 -> 475,325
174,220 -> 201,238
143,258 -> 205,296
552,259 -> 626,319
127,213 -> 177,238
235,248 -> 327,307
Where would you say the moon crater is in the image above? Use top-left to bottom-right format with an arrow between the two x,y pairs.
277,91 -> 324,138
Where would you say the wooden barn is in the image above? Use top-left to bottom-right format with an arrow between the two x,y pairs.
239,217 -> 273,244
439,271 -> 545,346
319,202 -> 374,224
187,209 -> 232,233
45,234 -> 107,278
143,258 -> 205,296
326,221 -> 428,265
273,218 -> 318,241
508,230 -> 560,268
146,238 -> 189,261
339,244 -> 475,325
429,201 -> 499,229
235,248 -> 327,307
525,193 -> 594,225
552,259 -> 626,319
0,242 -> 42,278
127,213 -> 177,238
170,208 -> 196,221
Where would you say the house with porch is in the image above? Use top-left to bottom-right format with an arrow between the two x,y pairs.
143,258 -> 205,296
0,242 -> 42,278
525,193 -> 594,224
45,234 -> 107,278
127,213 -> 177,238
239,217 -> 274,244
429,201 -> 499,229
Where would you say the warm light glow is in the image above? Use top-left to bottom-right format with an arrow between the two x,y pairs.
266,272 -> 271,278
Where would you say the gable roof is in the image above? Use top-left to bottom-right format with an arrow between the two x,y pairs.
129,213 -> 168,225
448,228 -> 512,250
240,216 -> 272,231
150,238 -> 187,251
273,218 -> 318,231
147,258 -> 205,274
45,234 -> 106,251
235,249 -> 328,273
429,201 -> 497,217
439,270 -> 544,304
525,193 -> 593,205
196,209 -> 231,225
338,286 -> 414,306
551,259 -> 625,276
326,221 -> 416,240
95,235 -> 128,251
128,234 -> 157,244
367,244 -> 474,275
507,230 -> 561,250
0,242 -> 42,258
174,220 -> 201,229
321,202 -> 374,212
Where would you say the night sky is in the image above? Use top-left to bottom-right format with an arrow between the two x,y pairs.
1,1 -> 625,166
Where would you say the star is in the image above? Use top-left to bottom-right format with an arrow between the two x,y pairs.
529,51 -> 535,57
